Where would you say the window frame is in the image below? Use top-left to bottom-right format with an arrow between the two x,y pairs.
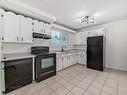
50,28 -> 69,47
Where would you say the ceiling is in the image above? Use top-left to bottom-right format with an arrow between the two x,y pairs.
18,0 -> 127,30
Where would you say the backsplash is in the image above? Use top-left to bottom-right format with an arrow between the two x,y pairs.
2,39 -> 74,54
2,39 -> 50,54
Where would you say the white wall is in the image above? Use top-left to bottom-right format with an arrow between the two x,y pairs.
105,20 -> 127,71
78,19 -> 127,71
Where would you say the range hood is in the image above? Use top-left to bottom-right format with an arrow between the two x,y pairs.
33,32 -> 51,39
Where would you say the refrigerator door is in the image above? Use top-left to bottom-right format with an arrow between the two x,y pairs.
87,36 -> 103,71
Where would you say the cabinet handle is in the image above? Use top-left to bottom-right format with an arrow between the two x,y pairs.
2,37 -> 4,41
17,37 -> 19,41
22,37 -> 23,41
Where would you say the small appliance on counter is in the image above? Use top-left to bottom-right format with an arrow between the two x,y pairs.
31,46 -> 56,82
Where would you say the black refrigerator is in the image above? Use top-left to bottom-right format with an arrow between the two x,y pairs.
87,36 -> 104,71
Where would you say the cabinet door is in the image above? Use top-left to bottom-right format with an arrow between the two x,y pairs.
25,18 -> 33,43
80,54 -> 84,65
56,55 -> 62,71
3,12 -> 20,42
83,55 -> 86,65
72,54 -> 76,65
77,54 -> 82,64
40,22 -> 44,34
67,54 -> 70,67
44,23 -> 51,35
76,33 -> 81,44
19,15 -> 33,43
74,54 -> 78,64
69,54 -> 74,66
96,28 -> 105,36
0,9 -> 4,41
33,20 -> 41,33
63,56 -> 68,68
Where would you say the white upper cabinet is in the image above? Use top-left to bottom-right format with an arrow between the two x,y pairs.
75,32 -> 81,44
40,22 -> 44,34
2,10 -> 33,43
75,31 -> 88,45
3,11 -> 20,42
33,20 -> 45,34
44,23 -> 51,35
19,15 -> 33,43
75,32 -> 86,45
87,28 -> 105,37
0,9 -> 4,41
33,20 -> 41,33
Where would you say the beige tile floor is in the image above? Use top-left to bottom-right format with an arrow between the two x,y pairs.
5,64 -> 127,95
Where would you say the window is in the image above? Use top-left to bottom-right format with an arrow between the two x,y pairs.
51,29 -> 69,47
61,32 -> 69,46
51,30 -> 60,46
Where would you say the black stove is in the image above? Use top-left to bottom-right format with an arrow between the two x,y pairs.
31,46 -> 56,82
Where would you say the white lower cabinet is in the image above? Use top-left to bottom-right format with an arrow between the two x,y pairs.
56,53 -> 77,71
63,55 -> 68,68
56,54 -> 67,71
69,54 -> 74,66
75,53 -> 86,65
73,54 -> 77,64
56,54 -> 62,71
66,54 -> 70,67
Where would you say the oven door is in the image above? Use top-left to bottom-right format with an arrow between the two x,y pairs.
35,53 -> 56,82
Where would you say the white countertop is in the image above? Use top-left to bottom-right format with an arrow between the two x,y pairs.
2,49 -> 86,61
2,53 -> 36,61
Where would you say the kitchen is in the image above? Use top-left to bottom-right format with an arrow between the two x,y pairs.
0,0 -> 127,95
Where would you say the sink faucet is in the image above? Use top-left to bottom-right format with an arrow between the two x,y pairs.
61,45 -> 67,52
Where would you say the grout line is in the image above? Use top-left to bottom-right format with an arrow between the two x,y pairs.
82,72 -> 101,95
100,71 -> 109,95
117,71 -> 119,95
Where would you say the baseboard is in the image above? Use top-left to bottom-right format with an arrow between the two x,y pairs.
105,65 -> 127,71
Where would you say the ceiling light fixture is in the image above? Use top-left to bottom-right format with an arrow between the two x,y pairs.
80,16 -> 95,24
